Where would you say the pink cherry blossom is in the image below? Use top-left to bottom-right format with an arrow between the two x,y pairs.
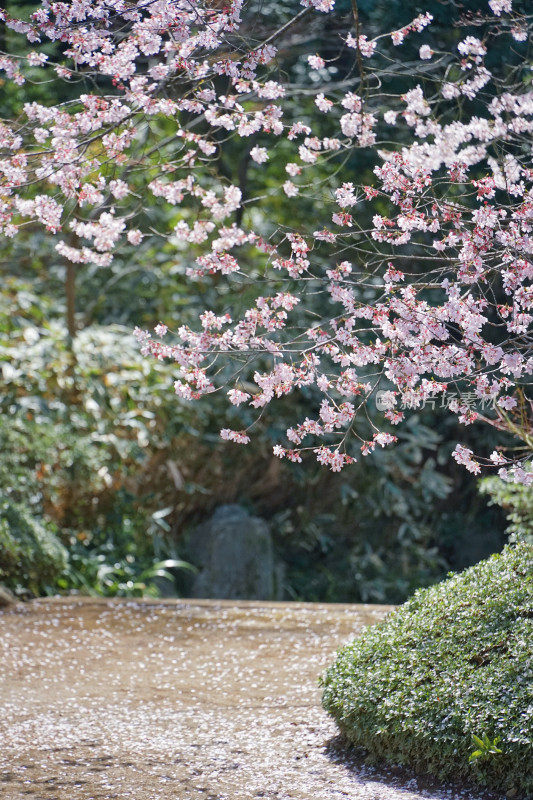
220,429 -> 251,444
308,55 -> 325,69
250,146 -> 269,163
1,0 -> 532,482
315,94 -> 333,113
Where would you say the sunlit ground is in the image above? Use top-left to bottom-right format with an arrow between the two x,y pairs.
1,598 -> 503,800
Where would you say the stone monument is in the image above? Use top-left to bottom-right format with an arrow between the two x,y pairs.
188,504 -> 279,600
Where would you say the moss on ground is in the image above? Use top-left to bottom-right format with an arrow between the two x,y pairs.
321,543 -> 533,797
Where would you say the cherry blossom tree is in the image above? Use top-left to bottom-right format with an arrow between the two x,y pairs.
2,0 -> 533,482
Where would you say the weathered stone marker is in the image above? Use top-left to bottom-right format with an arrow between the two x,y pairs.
0,585 -> 15,606
188,504 -> 278,600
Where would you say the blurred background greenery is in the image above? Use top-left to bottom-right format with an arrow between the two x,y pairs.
1,0 -> 526,602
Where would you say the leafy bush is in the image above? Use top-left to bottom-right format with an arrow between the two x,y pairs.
271,416 -> 452,604
0,282 -> 199,597
480,476 -> 533,544
0,502 -> 67,596
321,543 -> 533,797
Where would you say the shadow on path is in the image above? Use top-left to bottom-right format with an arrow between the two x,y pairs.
324,734 -> 506,800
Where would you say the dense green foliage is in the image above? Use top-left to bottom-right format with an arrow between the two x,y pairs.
321,544 -> 533,796
0,502 -> 67,596
0,282 -> 197,596
480,477 -> 533,545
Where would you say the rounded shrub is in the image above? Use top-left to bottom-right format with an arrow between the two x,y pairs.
321,543 -> 533,797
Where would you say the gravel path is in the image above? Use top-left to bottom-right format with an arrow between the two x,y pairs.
0,597 -> 504,800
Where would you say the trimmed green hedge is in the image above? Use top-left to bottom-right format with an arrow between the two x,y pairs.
321,543 -> 533,797
0,502 -> 67,596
